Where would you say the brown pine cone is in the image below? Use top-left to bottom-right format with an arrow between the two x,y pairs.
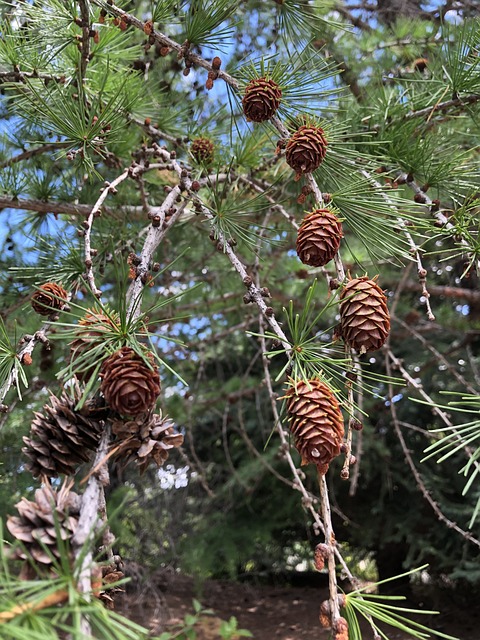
242,77 -> 282,122
23,385 -> 104,478
111,411 -> 183,474
100,347 -> 161,417
31,282 -> 68,316
70,307 -> 120,380
6,484 -> 81,566
339,276 -> 390,353
285,125 -> 328,178
334,617 -> 349,640
191,137 -> 214,164
95,560 -> 125,609
286,379 -> 344,474
296,208 -> 343,267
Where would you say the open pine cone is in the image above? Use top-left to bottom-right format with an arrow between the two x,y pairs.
191,137 -> 214,164
242,77 -> 282,122
339,276 -> 390,353
70,307 -> 120,380
93,559 -> 125,610
285,124 -> 328,178
31,282 -> 68,317
286,379 -> 344,474
6,484 -> 81,566
23,386 -> 105,478
100,347 -> 161,417
296,208 -> 343,267
111,411 -> 183,474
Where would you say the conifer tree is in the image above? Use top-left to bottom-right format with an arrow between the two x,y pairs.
0,1 -> 479,639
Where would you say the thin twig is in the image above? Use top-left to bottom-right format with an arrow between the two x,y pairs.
78,0 -> 91,82
385,357 -> 480,550
360,167 -> 436,320
402,93 -> 480,122
394,315 -> 479,396
0,142 -> 70,169
386,348 -> 480,480
402,173 -> 480,274
318,471 -> 340,626
85,168 -> 130,297
0,329 -> 50,405
349,356 -> 364,496
92,0 -> 239,89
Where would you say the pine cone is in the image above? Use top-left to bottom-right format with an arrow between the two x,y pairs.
339,276 -> 390,353
285,125 -> 328,178
70,308 -> 120,380
31,282 -> 68,316
6,484 -> 81,566
286,379 -> 344,474
334,617 -> 349,640
242,77 -> 282,122
296,208 -> 343,267
191,137 -> 214,164
22,385 -> 104,478
95,560 -> 125,609
100,347 -> 161,417
111,411 -> 183,474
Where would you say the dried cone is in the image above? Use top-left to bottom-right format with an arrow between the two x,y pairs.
334,617 -> 349,640
339,276 -> 390,353
96,560 -> 125,609
70,308 -> 120,380
6,484 -> 81,566
296,208 -> 343,267
22,385 -> 104,478
100,347 -> 161,417
111,411 -> 183,474
285,124 -> 328,178
242,77 -> 282,122
286,379 -> 344,474
31,282 -> 68,316
191,137 -> 214,164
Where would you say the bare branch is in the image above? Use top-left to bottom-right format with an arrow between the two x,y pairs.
0,143 -> 70,169
84,168 -> 130,298
385,356 -> 480,550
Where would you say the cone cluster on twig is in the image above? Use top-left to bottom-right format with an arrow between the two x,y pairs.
285,124 -> 328,178
22,386 -> 104,478
339,276 -> 390,353
242,77 -> 282,122
31,282 -> 68,317
7,484 -> 80,567
111,411 -> 183,474
191,137 -> 214,164
100,346 -> 161,417
296,208 -> 343,267
285,379 -> 344,474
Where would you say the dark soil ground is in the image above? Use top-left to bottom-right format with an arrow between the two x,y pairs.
118,570 -> 479,640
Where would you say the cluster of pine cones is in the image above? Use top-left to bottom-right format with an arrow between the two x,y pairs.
7,296 -> 184,593
238,74 -> 391,478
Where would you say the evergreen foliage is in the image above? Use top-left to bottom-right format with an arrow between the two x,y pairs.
0,0 -> 479,638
